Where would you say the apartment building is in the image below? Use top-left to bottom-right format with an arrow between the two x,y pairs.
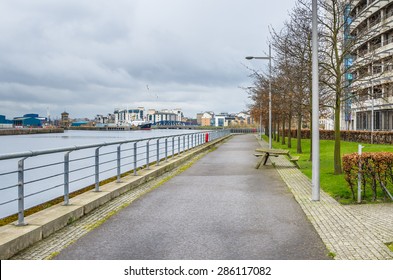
114,107 -> 145,125
349,0 -> 393,131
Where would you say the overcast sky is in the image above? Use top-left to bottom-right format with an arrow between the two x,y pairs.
0,0 -> 297,120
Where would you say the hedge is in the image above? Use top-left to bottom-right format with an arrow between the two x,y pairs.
282,129 -> 393,144
342,152 -> 393,202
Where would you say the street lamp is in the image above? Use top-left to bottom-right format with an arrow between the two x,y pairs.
246,44 -> 272,149
312,0 -> 320,201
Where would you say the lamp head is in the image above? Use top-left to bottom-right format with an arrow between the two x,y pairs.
245,56 -> 254,60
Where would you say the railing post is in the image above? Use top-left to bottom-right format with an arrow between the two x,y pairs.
165,138 -> 168,162
17,158 -> 27,226
178,136 -> 181,156
156,139 -> 160,166
183,135 -> 185,154
134,142 -> 138,175
64,151 -> 71,205
117,144 -> 122,182
172,137 -> 175,158
95,147 -> 101,192
146,140 -> 150,170
187,134 -> 190,151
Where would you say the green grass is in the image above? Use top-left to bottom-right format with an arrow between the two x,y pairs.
263,135 -> 393,204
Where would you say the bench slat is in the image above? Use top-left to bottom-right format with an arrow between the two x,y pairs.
289,156 -> 300,161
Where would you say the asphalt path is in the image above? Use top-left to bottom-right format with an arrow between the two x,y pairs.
55,134 -> 330,260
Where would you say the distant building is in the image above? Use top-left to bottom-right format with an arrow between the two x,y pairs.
60,112 -> 70,128
214,113 -> 227,127
71,121 -> 90,127
0,115 -> 13,128
13,114 -> 46,128
114,107 -> 145,126
201,112 -> 214,126
147,109 -> 177,124
196,113 -> 204,125
95,114 -> 108,124
145,108 -> 184,124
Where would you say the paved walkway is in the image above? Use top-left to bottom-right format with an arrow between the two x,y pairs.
12,134 -> 329,259
10,134 -> 393,260
256,137 -> 393,260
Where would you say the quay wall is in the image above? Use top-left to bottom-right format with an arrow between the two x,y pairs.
0,128 -> 64,136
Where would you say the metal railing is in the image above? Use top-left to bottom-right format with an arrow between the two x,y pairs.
0,130 -> 230,225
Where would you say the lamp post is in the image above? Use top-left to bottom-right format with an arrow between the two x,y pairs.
312,0 -> 320,201
246,44 -> 272,149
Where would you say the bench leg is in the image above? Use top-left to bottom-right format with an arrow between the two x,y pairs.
263,154 -> 269,165
255,156 -> 264,169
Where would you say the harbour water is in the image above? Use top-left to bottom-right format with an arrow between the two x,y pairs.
0,129 -> 203,154
0,129 -> 206,219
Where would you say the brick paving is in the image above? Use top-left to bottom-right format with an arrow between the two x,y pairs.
256,137 -> 393,260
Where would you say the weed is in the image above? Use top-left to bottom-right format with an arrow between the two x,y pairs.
386,242 -> 393,252
328,251 -> 336,259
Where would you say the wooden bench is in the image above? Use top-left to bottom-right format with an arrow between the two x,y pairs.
289,156 -> 300,168
254,148 -> 300,169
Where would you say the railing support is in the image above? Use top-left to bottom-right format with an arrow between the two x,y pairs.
117,145 -> 122,183
172,137 -> 175,158
64,151 -> 72,205
178,137 -> 181,156
134,142 -> 138,175
146,140 -> 150,170
165,138 -> 168,162
17,158 -> 27,226
156,139 -> 160,166
95,147 -> 101,192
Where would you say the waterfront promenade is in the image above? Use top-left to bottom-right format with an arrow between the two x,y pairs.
9,134 -> 393,260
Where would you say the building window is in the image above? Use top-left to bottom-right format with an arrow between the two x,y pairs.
375,111 -> 381,130
373,85 -> 382,98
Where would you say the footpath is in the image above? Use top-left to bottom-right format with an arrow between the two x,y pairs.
8,134 -> 393,260
256,137 -> 393,260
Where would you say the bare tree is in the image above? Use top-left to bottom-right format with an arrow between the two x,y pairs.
316,0 -> 390,174
270,1 -> 314,154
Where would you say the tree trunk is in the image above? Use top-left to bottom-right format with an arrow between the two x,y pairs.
334,105 -> 343,174
296,113 -> 302,153
288,113 -> 292,148
309,109 -> 312,161
281,116 -> 286,145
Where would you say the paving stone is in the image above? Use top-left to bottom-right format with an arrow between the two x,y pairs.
256,137 -> 393,260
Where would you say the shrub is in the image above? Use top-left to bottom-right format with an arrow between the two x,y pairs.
342,152 -> 393,202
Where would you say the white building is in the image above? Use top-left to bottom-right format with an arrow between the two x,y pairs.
348,0 -> 393,131
147,108 -> 183,124
114,107 -> 145,126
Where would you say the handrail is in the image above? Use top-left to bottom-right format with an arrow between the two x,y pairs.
0,129 -> 231,225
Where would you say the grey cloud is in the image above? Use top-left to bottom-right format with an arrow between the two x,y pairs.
0,0 -> 296,118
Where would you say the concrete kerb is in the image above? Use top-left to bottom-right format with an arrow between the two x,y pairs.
0,134 -> 232,260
